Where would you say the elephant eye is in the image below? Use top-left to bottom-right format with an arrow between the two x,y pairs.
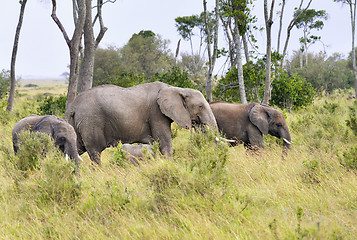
199,105 -> 204,110
276,123 -> 283,128
58,137 -> 66,143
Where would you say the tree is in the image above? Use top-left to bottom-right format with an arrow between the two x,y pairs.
203,0 -> 220,102
278,0 -> 313,64
263,0 -> 275,104
7,0 -> 28,112
334,0 -> 357,96
51,0 -> 86,118
219,0 -> 253,104
51,0 -> 113,118
118,30 -> 174,78
294,9 -> 328,66
175,14 -> 207,86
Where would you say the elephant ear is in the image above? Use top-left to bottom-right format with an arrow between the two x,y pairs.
157,87 -> 192,129
33,116 -> 56,137
249,104 -> 269,135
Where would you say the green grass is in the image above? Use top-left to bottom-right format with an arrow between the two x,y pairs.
0,88 -> 356,239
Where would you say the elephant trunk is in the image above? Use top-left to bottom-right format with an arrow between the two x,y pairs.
65,143 -> 82,166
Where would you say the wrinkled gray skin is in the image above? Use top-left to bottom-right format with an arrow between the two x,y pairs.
69,82 -> 217,165
122,144 -> 153,165
210,102 -> 292,150
12,114 -> 81,166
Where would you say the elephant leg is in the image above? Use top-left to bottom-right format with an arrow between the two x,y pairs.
247,126 -> 264,149
151,122 -> 173,156
87,149 -> 102,166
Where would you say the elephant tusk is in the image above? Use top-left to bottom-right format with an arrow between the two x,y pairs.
79,155 -> 83,162
65,154 -> 69,162
283,138 -> 293,145
215,136 -> 236,143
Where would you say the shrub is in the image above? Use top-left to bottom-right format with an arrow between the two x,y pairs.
150,66 -> 197,89
37,94 -> 67,117
346,102 -> 357,136
0,69 -> 10,99
11,131 -> 54,173
340,146 -> 357,170
271,72 -> 316,110
102,71 -> 146,88
37,150 -> 81,205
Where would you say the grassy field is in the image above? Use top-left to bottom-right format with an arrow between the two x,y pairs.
0,81 -> 356,239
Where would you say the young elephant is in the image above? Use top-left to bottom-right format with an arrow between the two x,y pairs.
209,102 -> 292,150
69,81 -> 217,165
12,114 -> 82,166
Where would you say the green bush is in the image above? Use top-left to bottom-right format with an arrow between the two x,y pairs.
271,72 -> 316,110
340,146 -> 357,170
37,150 -> 81,205
99,71 -> 146,88
12,131 -> 54,173
151,66 -> 197,89
0,69 -> 10,99
346,102 -> 357,136
37,94 -> 67,117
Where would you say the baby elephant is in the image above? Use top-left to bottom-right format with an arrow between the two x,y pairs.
12,114 -> 82,166
210,102 -> 292,150
122,143 -> 154,165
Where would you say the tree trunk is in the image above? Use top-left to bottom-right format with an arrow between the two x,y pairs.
263,0 -> 275,105
78,0 -> 95,93
51,0 -> 86,119
235,21 -> 247,104
276,0 -> 286,53
242,33 -> 250,62
350,0 -> 357,96
7,0 -> 28,112
281,0 -> 312,65
203,0 -> 219,103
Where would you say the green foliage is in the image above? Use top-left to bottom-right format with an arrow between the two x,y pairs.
340,146 -> 357,170
110,142 -> 128,167
346,102 -> 357,136
36,151 -> 81,205
271,72 -> 316,109
106,71 -> 146,88
214,57 -> 315,109
119,30 -> 174,78
93,46 -> 122,86
37,94 -> 67,117
0,90 -> 356,239
11,131 -> 54,172
0,69 -> 11,99
287,52 -> 354,93
214,63 -> 265,103
151,66 -> 196,89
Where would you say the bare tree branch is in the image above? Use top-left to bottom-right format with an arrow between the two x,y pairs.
51,0 -> 71,48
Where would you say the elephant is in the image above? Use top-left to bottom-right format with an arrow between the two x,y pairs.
12,114 -> 82,166
68,81 -> 217,165
122,144 -> 154,165
209,102 -> 292,150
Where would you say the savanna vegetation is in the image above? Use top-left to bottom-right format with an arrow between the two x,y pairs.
2,0 -> 356,239
0,81 -> 356,239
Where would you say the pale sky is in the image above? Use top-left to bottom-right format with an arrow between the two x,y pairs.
0,0 -> 352,79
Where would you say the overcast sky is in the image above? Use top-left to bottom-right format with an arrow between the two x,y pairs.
0,0 -> 352,79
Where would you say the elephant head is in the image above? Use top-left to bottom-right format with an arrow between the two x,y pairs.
249,104 -> 292,149
157,86 -> 218,130
32,116 -> 82,166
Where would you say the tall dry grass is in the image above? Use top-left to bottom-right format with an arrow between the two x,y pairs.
0,89 -> 356,239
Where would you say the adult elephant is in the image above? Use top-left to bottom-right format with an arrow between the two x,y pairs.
68,81 -> 217,165
209,102 -> 292,150
12,114 -> 82,166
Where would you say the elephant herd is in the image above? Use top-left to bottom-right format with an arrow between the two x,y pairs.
12,81 -> 292,167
